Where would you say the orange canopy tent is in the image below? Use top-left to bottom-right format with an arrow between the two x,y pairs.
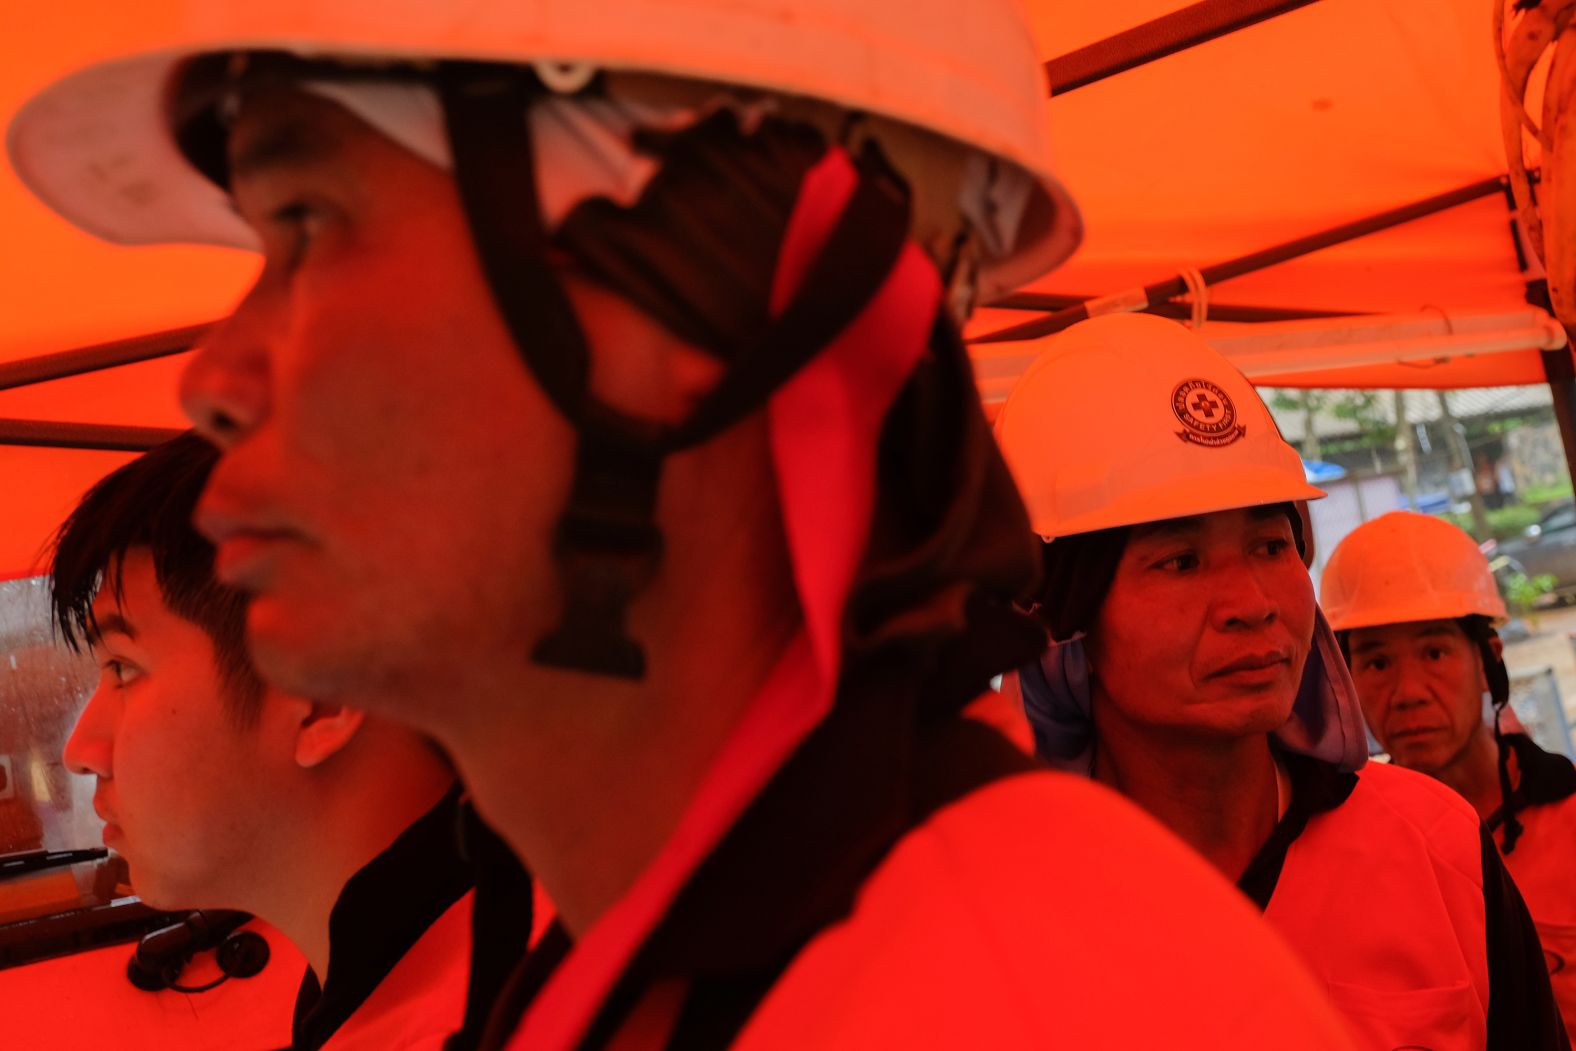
0,0 -> 1566,573
971,0 -> 1558,376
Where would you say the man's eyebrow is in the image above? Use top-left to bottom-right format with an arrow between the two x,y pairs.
1131,515 -> 1206,540
88,614 -> 137,645
1349,624 -> 1458,655
1414,623 -> 1463,640
1349,636 -> 1388,656
229,120 -> 338,181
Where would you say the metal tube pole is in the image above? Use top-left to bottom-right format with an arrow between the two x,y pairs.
991,291 -> 1360,323
1503,182 -> 1576,501
1537,342 -> 1576,500
971,175 -> 1511,345
0,420 -> 183,452
0,322 -> 210,393
1046,0 -> 1326,96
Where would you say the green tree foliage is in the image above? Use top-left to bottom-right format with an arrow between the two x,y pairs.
1267,389 -> 1395,460
1505,571 -> 1558,617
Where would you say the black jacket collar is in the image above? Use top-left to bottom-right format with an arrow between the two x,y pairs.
1489,732 -> 1576,833
1237,746 -> 1360,912
291,783 -> 474,1051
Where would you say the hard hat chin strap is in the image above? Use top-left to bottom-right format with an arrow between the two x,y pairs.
1492,699 -> 1525,853
1464,618 -> 1523,852
437,64 -> 911,679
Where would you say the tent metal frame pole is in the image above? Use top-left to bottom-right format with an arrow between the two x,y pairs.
1046,0 -> 1326,95
0,419 -> 183,452
0,322 -> 210,393
972,174 -> 1511,345
1503,184 -> 1576,498
991,291 -> 1360,323
1538,344 -> 1576,498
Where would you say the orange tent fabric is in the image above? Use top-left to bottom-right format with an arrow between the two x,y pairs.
3,6 -> 254,575
966,0 -> 1556,385
0,0 -> 1563,572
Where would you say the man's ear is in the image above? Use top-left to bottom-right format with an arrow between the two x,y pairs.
1490,634 -> 1504,662
294,704 -> 367,768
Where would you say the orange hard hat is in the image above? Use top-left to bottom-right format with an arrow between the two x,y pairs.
1320,510 -> 1507,630
993,313 -> 1324,542
7,0 -> 1080,299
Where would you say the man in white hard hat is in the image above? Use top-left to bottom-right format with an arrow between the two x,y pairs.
996,313 -> 1568,1051
52,432 -> 537,1051
1325,510 -> 1576,1032
9,5 -> 1357,1047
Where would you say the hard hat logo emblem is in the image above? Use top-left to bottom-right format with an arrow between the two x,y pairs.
1171,379 -> 1246,447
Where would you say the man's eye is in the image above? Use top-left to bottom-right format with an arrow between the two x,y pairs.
101,660 -> 139,687
267,201 -> 324,269
1362,657 -> 1390,673
1154,553 -> 1199,572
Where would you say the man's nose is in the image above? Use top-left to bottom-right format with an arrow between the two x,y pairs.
1212,562 -> 1278,631
1389,660 -> 1435,711
63,687 -> 115,779
179,303 -> 272,449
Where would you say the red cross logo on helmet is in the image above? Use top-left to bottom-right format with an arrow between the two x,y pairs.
1171,378 -> 1246,447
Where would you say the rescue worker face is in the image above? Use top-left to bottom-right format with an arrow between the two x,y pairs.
1086,507 -> 1313,739
179,88 -> 575,721
1345,618 -> 1491,773
61,550 -> 293,909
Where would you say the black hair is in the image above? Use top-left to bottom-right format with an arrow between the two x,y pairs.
49,431 -> 263,726
1032,525 -> 1129,642
1032,502 -> 1306,641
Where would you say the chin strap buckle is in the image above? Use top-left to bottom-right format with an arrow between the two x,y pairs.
532,421 -> 666,679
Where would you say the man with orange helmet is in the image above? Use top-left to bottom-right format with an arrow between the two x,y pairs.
1325,510 -> 1576,1031
10,4 -> 1357,1047
996,313 -> 1567,1051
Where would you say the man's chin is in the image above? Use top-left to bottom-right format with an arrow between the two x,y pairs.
247,600 -> 349,696
124,869 -> 176,912
1386,742 -> 1448,774
1187,692 -> 1296,739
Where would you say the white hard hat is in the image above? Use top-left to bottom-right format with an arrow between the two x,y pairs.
994,313 -> 1324,542
1321,510 -> 1508,630
6,0 -> 1080,298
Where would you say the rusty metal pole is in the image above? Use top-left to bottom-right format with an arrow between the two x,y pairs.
1045,0 -> 1326,95
1504,185 -> 1576,500
1539,335 -> 1576,498
972,175 -> 1510,344
0,323 -> 210,393
0,420 -> 182,452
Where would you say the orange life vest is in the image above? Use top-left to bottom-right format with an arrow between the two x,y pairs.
1497,788 -> 1576,1033
1266,761 -> 1491,1051
503,771 -> 1358,1049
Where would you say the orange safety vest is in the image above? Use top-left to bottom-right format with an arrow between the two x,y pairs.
733,772 -> 1354,1049
1499,791 -> 1576,1032
484,726 -> 1356,1050
320,891 -> 473,1051
1266,761 -> 1491,1051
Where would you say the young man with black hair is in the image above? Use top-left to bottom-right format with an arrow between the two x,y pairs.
1325,510 -> 1576,1034
55,432 -> 532,1050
